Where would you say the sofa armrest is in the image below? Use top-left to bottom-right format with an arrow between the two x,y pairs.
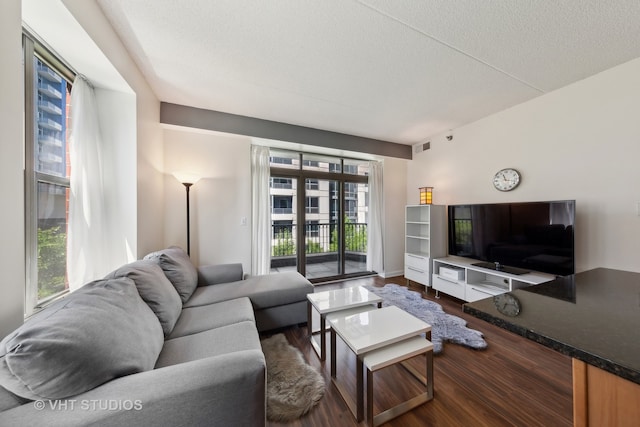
197,263 -> 243,286
0,350 -> 266,427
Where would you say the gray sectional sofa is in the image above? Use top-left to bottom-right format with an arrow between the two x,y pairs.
0,246 -> 314,426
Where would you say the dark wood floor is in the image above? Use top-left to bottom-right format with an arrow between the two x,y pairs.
264,276 -> 573,427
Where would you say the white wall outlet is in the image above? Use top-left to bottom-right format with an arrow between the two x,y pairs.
240,216 -> 248,226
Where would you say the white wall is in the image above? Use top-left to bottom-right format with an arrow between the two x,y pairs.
163,126 -> 409,276
63,0 -> 164,258
96,88 -> 137,266
163,128 -> 253,270
382,157 -> 407,278
0,0 -> 25,338
408,57 -> 640,274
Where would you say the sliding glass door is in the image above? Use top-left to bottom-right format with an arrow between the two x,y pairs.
269,151 -> 372,282
270,175 -> 298,273
343,180 -> 368,275
304,178 -> 339,279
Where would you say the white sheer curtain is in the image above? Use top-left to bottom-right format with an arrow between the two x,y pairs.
367,160 -> 384,273
251,145 -> 271,275
67,75 -> 107,291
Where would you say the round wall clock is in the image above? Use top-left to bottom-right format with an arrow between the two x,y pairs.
493,293 -> 521,317
493,168 -> 521,191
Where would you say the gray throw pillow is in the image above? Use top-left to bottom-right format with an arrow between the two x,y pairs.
0,277 -> 164,400
144,246 -> 198,303
105,260 -> 182,336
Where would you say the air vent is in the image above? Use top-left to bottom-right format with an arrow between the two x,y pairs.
413,141 -> 430,153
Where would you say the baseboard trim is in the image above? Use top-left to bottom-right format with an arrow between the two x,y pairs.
380,270 -> 403,279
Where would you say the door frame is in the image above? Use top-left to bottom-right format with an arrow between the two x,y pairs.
270,154 -> 369,282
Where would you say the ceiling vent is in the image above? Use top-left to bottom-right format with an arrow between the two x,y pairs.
413,141 -> 430,154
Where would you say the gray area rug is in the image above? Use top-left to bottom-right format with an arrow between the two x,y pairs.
261,333 -> 325,422
363,284 -> 487,354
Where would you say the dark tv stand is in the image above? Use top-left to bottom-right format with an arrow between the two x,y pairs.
472,261 -> 530,276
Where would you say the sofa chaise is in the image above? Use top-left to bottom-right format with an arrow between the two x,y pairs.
0,246 -> 314,426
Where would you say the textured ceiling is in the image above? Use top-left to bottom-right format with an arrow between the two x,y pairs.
96,0 -> 640,145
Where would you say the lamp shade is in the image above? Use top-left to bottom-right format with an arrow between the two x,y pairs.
173,172 -> 201,186
419,187 -> 433,205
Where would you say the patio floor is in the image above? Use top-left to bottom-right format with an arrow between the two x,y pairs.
270,259 -> 367,280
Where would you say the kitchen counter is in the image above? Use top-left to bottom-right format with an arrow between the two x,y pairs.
463,267 -> 640,386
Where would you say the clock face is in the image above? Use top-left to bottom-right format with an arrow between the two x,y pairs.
493,168 -> 521,191
493,293 -> 521,317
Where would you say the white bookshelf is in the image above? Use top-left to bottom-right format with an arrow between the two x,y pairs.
404,205 -> 446,288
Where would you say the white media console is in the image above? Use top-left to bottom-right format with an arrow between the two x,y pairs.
432,256 -> 556,302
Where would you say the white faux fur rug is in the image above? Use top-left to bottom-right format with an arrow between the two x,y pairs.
364,284 -> 487,354
261,333 -> 325,422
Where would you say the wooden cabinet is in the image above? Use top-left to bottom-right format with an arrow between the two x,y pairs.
404,205 -> 446,288
573,359 -> 640,427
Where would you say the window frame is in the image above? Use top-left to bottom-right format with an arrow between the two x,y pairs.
23,33 -> 75,315
269,149 -> 371,279
305,196 -> 320,214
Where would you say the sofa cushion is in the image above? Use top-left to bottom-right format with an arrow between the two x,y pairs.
105,259 -> 182,336
198,263 -> 243,285
184,271 -> 313,309
167,297 -> 255,340
156,321 -> 261,368
144,246 -> 198,303
0,277 -> 164,400
0,386 -> 27,412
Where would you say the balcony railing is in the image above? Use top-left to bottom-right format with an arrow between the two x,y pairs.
271,222 -> 367,257
272,207 -> 293,214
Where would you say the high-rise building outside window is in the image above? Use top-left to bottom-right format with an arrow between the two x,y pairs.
24,33 -> 74,314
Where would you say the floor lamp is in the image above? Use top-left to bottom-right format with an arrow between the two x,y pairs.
173,173 -> 201,257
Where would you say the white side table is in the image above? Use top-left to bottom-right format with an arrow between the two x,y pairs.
306,286 -> 382,361
328,306 -> 432,422
363,336 -> 434,427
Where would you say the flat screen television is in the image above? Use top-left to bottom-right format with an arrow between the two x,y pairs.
448,200 -> 575,277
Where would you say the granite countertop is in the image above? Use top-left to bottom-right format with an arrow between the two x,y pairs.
463,268 -> 640,385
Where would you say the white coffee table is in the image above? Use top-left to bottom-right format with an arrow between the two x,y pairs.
328,305 -> 432,422
307,286 -> 382,361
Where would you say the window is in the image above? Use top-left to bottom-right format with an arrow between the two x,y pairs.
306,179 -> 319,190
345,199 -> 358,219
24,34 -> 75,314
272,220 -> 293,238
343,159 -> 369,176
271,177 -> 292,189
267,149 -> 372,279
305,197 -> 319,214
302,154 -> 340,173
344,182 -> 357,200
306,221 -> 319,237
272,195 -> 293,214
270,156 -> 292,165
269,151 -> 299,170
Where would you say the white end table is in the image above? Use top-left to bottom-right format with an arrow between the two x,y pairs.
363,336 -> 434,427
328,306 -> 432,422
306,286 -> 382,361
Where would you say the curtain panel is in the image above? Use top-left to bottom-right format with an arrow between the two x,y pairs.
251,145 -> 271,275
67,76 -> 108,291
367,160 -> 384,274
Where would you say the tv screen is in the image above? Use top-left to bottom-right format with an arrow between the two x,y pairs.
448,200 -> 575,276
